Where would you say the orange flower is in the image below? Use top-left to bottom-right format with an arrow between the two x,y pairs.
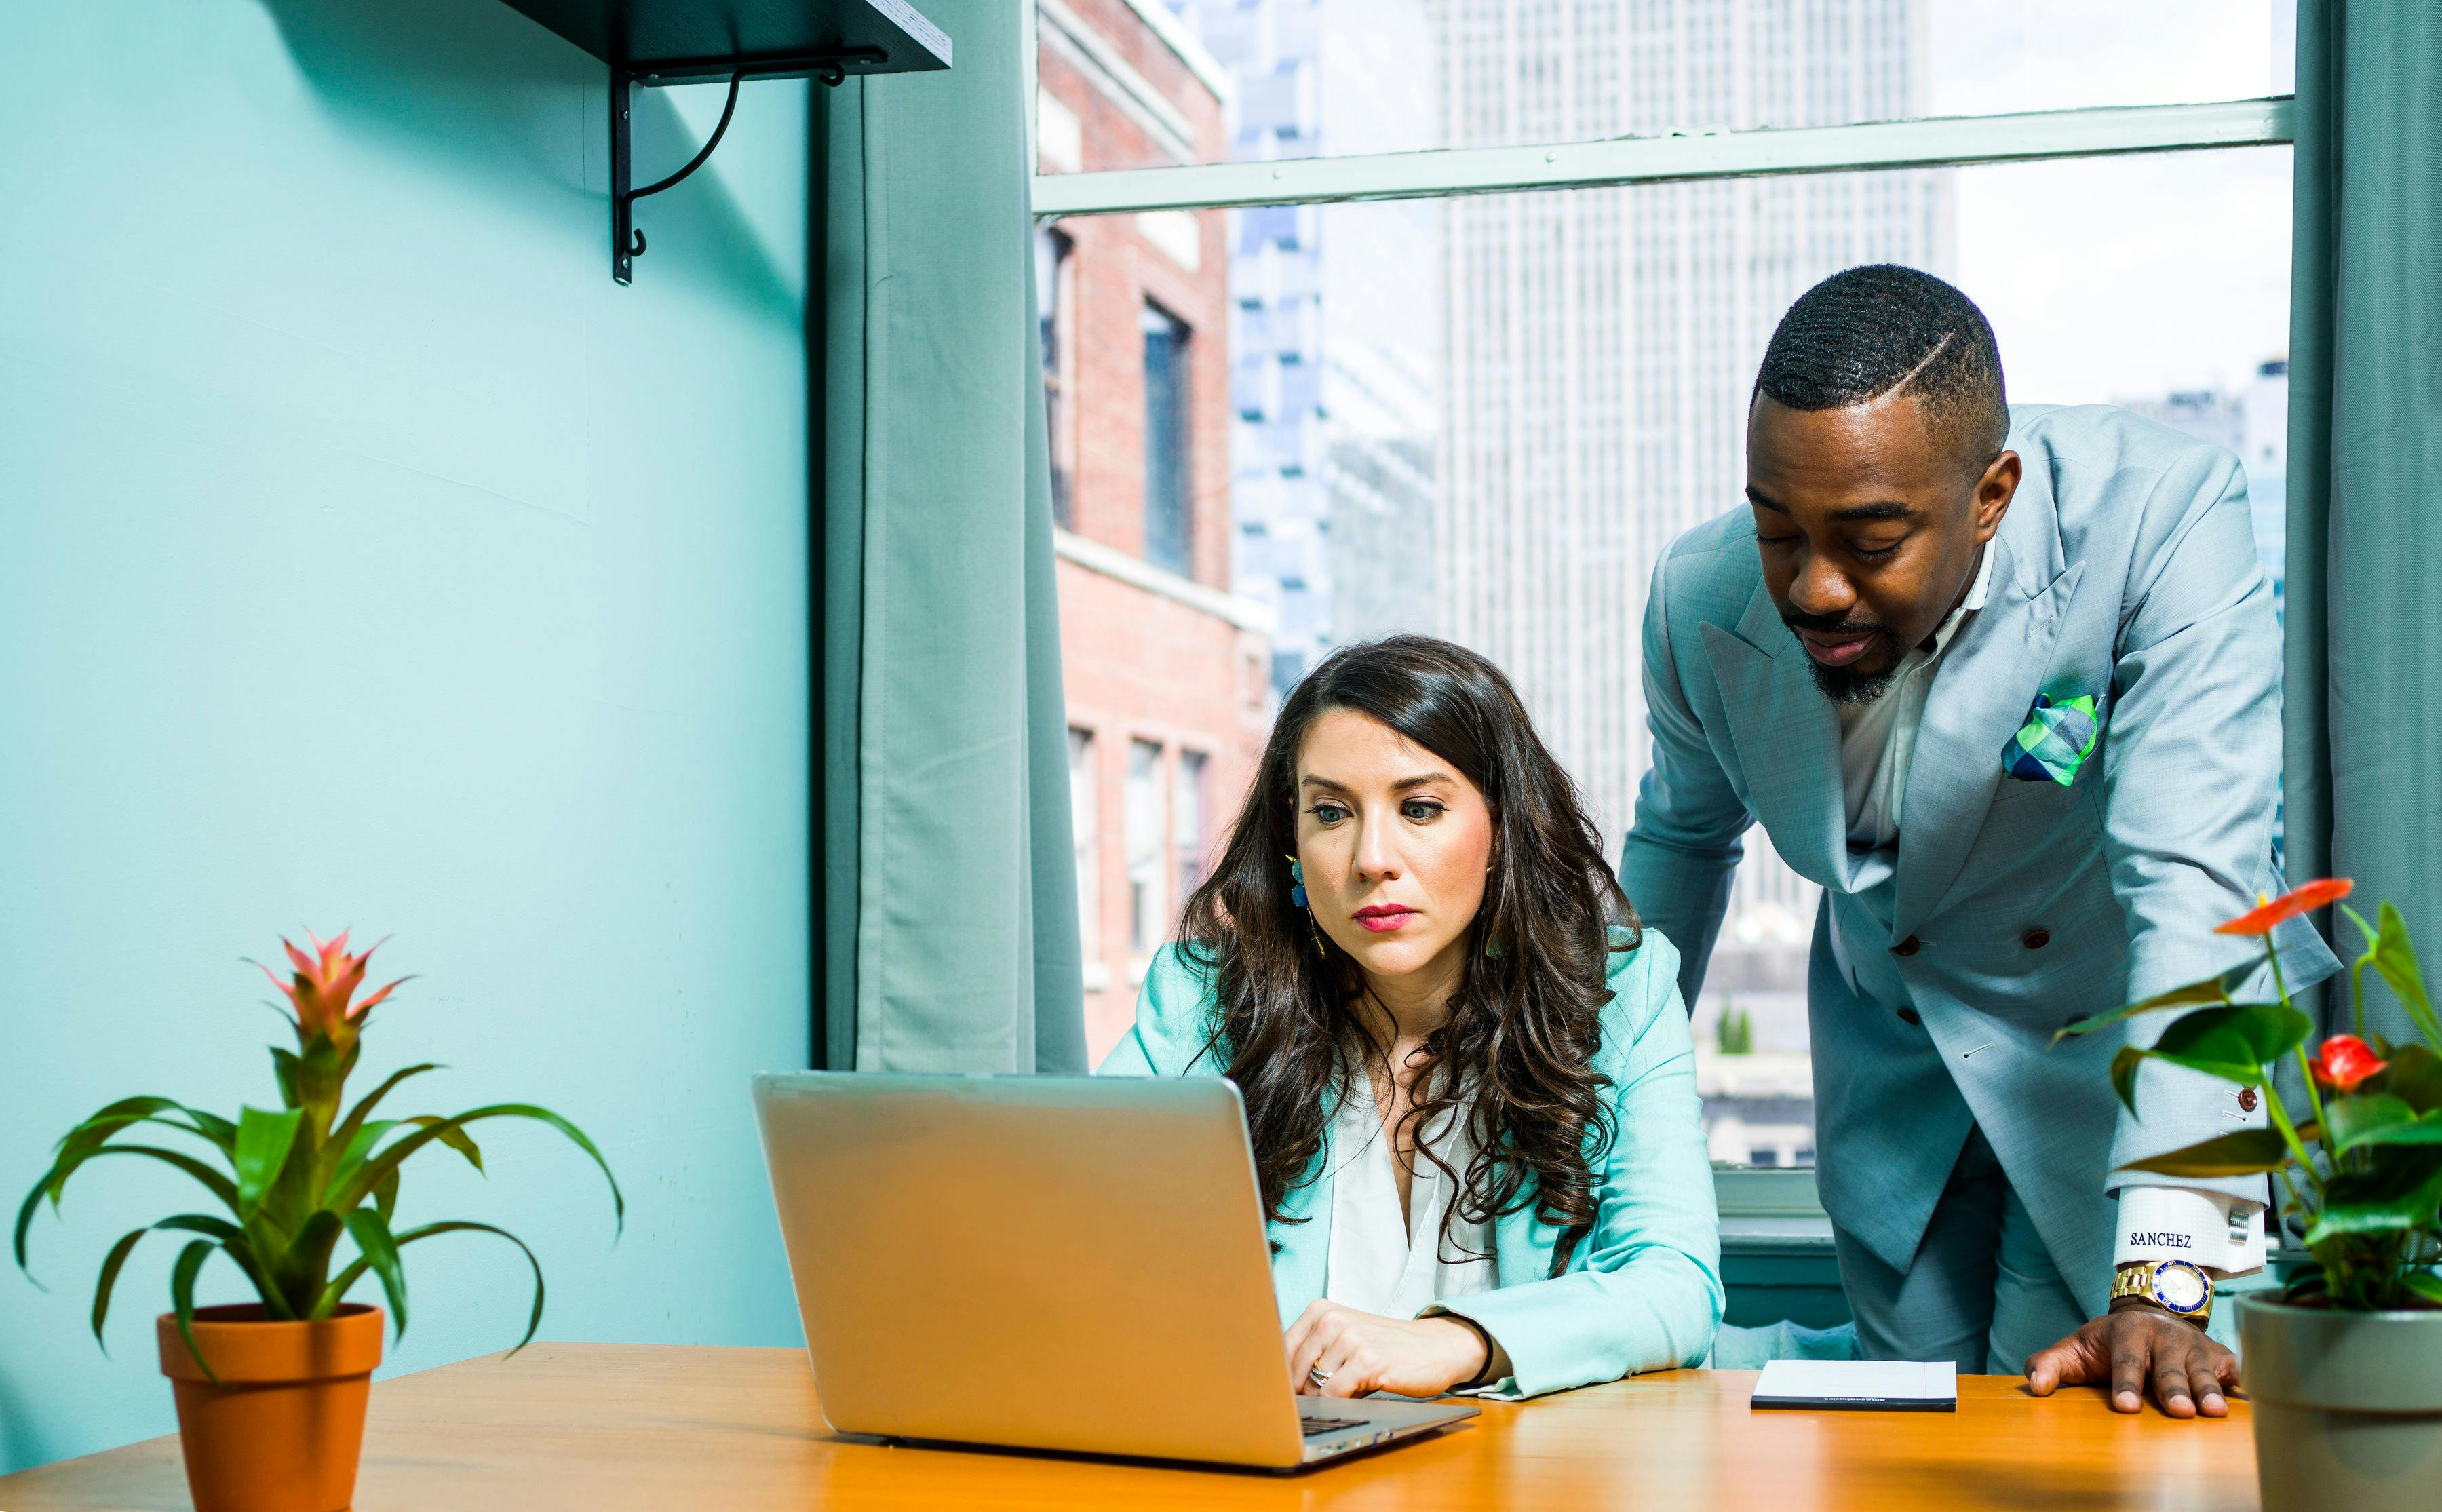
2309,1034 -> 2388,1094
258,930 -> 403,1043
2213,878 -> 2354,936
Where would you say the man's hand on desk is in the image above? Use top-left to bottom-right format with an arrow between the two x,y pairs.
2023,1302 -> 2238,1418
1284,1300 -> 1503,1399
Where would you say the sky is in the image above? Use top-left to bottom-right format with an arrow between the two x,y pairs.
1929,1 -> 2295,405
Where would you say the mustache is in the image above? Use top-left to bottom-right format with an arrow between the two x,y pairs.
1777,606 -> 1888,638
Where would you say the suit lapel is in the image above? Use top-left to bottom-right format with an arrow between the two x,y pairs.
1701,584 -> 1850,891
1890,514 -> 2085,939
1266,1117 -> 1333,1323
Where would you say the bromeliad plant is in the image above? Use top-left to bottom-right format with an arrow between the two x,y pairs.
2059,880 -> 2442,1312
14,932 -> 622,1375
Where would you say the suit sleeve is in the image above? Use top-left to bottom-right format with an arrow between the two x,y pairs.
2095,449 -> 2287,1202
1428,932 -> 1725,1396
1620,547 -> 1753,1010
1096,945 -> 1226,1078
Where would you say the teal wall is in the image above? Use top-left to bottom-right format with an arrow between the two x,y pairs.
0,0 -> 813,1472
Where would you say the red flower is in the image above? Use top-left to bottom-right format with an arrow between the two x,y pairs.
2309,1034 -> 2388,1094
2214,878 -> 2354,936
258,929 -> 403,1047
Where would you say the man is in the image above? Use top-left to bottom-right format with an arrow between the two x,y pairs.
1623,265 -> 2336,1415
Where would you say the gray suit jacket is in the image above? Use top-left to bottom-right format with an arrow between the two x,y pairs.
1623,403 -> 2337,1315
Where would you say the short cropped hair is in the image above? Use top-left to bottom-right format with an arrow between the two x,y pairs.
1754,265 -> 2009,473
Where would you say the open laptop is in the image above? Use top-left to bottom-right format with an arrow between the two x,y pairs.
752,1071 -> 1477,1470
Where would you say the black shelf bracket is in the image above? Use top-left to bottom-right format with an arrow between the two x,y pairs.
612,50 -> 883,285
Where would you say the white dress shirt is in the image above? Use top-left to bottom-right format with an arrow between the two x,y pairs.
1322,1064 -> 1495,1319
1831,544 -> 2264,1281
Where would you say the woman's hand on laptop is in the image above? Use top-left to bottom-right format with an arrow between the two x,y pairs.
1285,1300 -> 1498,1399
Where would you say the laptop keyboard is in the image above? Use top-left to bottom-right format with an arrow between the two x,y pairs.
1300,1416 -> 1366,1437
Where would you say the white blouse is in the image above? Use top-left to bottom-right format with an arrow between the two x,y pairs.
1321,1064 -> 1495,1319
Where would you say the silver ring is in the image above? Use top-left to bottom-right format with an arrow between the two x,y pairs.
1307,1365 -> 1333,1384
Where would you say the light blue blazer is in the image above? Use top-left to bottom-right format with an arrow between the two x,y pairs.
1098,927 -> 1722,1399
1622,404 -> 2340,1316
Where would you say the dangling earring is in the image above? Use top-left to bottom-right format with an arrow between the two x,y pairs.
1285,856 -> 1327,958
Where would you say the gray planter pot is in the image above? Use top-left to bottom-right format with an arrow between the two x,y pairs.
2238,1293 -> 2442,1512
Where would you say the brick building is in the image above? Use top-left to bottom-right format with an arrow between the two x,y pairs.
1036,0 -> 1275,1059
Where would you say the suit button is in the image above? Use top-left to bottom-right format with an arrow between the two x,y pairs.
2240,1087 -> 2259,1112
1891,936 -> 1921,956
2023,928 -> 2051,950
1896,1007 -> 1922,1026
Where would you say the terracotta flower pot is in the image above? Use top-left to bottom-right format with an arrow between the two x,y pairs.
155,1303 -> 385,1512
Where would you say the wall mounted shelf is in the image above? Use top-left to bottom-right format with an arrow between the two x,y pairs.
496,0 -> 953,282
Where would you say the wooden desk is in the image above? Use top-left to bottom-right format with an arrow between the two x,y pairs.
0,1343 -> 2260,1510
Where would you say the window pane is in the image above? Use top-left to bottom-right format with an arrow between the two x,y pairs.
1037,0 -> 2294,174
1142,303 -> 1195,576
1039,227 -> 1078,528
1068,728 -> 1102,973
1127,739 -> 1168,956
1174,748 -> 1209,905
1049,143 -> 2291,1132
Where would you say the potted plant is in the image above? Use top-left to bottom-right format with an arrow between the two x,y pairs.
14,931 -> 622,1512
2060,880 -> 2442,1512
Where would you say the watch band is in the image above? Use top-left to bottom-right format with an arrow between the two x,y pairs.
2113,1259 -> 2213,1325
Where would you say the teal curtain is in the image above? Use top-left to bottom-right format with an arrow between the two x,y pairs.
2282,0 -> 2442,1042
818,3 -> 1087,1073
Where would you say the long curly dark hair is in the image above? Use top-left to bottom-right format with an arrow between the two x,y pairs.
1176,635 -> 1640,1273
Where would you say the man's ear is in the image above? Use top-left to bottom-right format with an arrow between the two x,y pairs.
1974,450 -> 2022,539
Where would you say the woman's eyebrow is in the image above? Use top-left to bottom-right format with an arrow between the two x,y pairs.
1299,773 -> 1452,793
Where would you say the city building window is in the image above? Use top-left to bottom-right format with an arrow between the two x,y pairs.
1126,739 -> 1167,957
1174,750 -> 1209,908
1034,0 -> 2293,1161
1141,303 -> 1193,576
1037,227 -> 1077,530
1068,728 -> 1100,967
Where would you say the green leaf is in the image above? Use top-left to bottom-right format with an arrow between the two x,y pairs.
398,1222 -> 545,1351
2304,1162 -> 2442,1246
2346,1113 -> 2442,1149
374,1169 -> 400,1226
2369,902 -> 2442,1052
169,1240 -> 220,1382
2154,1002 -> 2313,1068
2376,1045 -> 2442,1116
16,1144 -> 242,1278
54,1097 -> 185,1157
2051,961 -> 2262,1045
2106,1003 -> 2312,1110
328,1063 -> 443,1163
315,1220 -> 547,1351
2403,1271 -> 2442,1308
89,1227 -> 150,1352
88,1216 -> 256,1349
342,1209 -> 409,1339
233,1107 -> 305,1218
2118,1128 -> 2294,1178
269,1047 -> 302,1110
406,1116 -> 484,1174
325,1119 -> 398,1203
2110,1045 -> 2148,1117
2326,1094 -> 2420,1153
332,1104 -> 621,1236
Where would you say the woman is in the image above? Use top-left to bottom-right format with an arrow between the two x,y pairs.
1101,636 -> 1720,1401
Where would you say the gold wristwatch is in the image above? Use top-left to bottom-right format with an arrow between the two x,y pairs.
2112,1259 -> 2213,1326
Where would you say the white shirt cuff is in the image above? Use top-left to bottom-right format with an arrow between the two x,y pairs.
2114,1185 -> 2264,1277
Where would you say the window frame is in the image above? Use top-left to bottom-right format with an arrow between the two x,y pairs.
1027,85 -> 2298,1223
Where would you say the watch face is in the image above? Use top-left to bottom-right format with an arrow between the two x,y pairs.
2153,1261 -> 2210,1313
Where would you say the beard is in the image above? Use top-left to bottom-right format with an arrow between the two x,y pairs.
1779,610 -> 1901,705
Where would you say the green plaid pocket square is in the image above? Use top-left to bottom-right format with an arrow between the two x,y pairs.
2003,693 -> 2101,786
